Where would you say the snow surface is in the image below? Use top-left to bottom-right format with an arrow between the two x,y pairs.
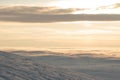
0,51 -> 99,80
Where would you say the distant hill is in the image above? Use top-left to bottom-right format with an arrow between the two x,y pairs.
0,51 -> 98,80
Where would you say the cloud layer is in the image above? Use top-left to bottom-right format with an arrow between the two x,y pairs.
98,3 -> 120,9
0,6 -> 120,23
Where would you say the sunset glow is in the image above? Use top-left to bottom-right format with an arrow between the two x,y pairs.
0,1 -> 120,80
50,0 -> 120,8
49,0 -> 120,14
0,0 -> 119,49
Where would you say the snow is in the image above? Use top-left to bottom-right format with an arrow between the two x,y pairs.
0,51 -> 98,80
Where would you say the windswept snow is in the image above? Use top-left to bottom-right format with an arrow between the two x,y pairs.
0,51 -> 98,80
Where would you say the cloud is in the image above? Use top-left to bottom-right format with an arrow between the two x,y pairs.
0,6 -> 81,15
112,3 -> 120,8
0,6 -> 120,23
97,3 -> 120,9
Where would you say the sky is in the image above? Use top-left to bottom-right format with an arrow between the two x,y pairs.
0,0 -> 120,50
